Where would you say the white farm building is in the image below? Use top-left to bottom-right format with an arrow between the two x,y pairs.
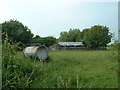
50,42 -> 85,50
58,42 -> 84,47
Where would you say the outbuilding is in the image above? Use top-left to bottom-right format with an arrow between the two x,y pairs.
58,42 -> 84,47
50,42 -> 85,50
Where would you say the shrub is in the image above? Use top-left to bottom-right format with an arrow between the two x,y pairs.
2,35 -> 41,88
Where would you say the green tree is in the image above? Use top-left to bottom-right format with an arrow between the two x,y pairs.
2,19 -> 34,44
44,36 -> 57,46
59,29 -> 82,42
59,31 -> 69,42
81,28 -> 90,39
33,35 -> 41,39
32,36 -> 56,47
68,29 -> 81,42
83,25 -> 112,48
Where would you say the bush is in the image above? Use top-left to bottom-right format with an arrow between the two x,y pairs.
2,35 -> 41,88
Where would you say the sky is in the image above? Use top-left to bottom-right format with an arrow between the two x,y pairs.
0,0 -> 119,42
118,1 -> 120,43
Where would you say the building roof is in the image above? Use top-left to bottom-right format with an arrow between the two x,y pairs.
58,42 -> 84,46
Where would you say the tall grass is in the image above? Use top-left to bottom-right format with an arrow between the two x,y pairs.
19,50 -> 118,88
2,36 -> 118,88
2,36 -> 43,88
39,50 -> 118,88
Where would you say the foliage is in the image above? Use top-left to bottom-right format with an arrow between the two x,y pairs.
15,49 -> 118,88
32,35 -> 57,47
33,35 -> 41,39
2,35 -> 41,88
81,28 -> 90,40
59,25 -> 112,48
83,25 -> 112,48
59,29 -> 82,42
59,31 -> 69,42
2,20 -> 117,88
2,19 -> 34,44
2,35 -> 118,88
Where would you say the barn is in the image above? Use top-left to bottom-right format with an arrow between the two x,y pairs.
50,42 -> 85,50
58,42 -> 84,47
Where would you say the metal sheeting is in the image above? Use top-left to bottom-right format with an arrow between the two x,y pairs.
23,45 -> 48,60
58,42 -> 84,46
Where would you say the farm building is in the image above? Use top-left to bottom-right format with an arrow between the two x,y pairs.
50,42 -> 85,50
58,42 -> 84,47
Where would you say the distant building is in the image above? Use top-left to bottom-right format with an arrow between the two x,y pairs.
50,42 -> 85,50
58,42 -> 84,47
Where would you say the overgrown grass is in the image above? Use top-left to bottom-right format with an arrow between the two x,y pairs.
2,40 -> 118,88
2,37 -> 43,88
17,50 -> 118,88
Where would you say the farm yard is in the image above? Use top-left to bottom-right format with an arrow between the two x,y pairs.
2,42 -> 118,88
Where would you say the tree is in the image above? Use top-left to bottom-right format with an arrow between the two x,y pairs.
118,29 -> 120,44
59,31 -> 69,42
81,28 -> 89,39
68,29 -> 81,42
44,36 -> 57,46
33,35 -> 41,39
2,19 -> 34,44
32,36 -> 57,47
59,29 -> 82,42
83,25 -> 112,48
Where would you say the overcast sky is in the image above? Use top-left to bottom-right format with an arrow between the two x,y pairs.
0,0 -> 118,41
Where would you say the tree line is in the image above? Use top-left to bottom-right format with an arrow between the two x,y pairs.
59,26 -> 112,48
2,19 -> 56,47
2,19 -> 113,48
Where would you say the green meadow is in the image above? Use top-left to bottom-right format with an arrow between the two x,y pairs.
2,44 -> 118,88
32,50 -> 118,88
2,19 -> 119,88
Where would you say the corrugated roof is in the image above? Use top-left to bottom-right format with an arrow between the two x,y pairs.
58,42 -> 84,46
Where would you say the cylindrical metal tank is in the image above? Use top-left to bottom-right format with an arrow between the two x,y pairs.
24,45 -> 48,60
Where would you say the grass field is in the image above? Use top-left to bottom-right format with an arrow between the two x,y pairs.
14,49 -> 118,88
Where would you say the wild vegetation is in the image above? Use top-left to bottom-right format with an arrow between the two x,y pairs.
2,19 -> 34,44
59,25 -> 112,48
2,36 -> 118,88
2,36 -> 38,88
2,19 -> 119,88
2,19 -> 57,47
32,35 -> 57,47
2,19 -> 113,48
